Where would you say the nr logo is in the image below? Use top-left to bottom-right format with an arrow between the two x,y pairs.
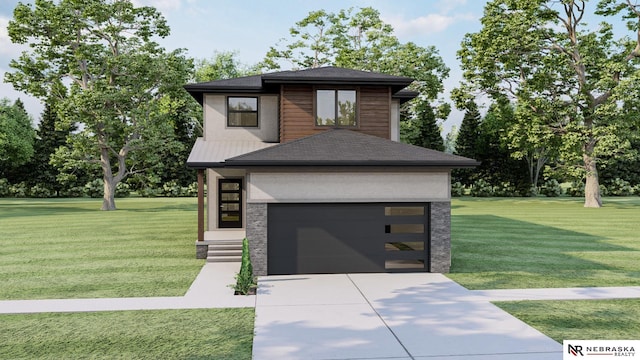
568,344 -> 584,356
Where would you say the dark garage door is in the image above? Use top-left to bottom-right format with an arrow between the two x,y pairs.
267,203 -> 429,275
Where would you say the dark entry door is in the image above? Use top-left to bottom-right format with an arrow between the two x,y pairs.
218,179 -> 242,228
267,203 -> 429,275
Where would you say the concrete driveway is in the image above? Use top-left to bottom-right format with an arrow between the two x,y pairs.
252,273 -> 562,360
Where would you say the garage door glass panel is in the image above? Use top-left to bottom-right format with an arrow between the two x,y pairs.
386,259 -> 425,270
384,207 -> 424,216
385,224 -> 424,234
385,242 -> 425,251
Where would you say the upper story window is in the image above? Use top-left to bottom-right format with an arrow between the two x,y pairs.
228,97 -> 258,127
316,90 -> 357,127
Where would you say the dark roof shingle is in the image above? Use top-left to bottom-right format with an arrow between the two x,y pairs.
224,129 -> 479,168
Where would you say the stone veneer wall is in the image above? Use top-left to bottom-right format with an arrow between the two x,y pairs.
429,201 -> 451,273
246,203 -> 268,276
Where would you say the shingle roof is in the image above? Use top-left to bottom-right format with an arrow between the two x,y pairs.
223,129 -> 479,168
184,67 -> 417,104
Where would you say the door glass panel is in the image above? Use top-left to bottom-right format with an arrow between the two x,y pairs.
221,203 -> 240,211
385,206 -> 424,216
385,259 -> 424,270
385,242 -> 425,251
385,224 -> 424,234
221,193 -> 240,201
221,213 -> 240,222
221,182 -> 240,191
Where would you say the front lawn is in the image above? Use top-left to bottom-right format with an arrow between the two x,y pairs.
0,308 -> 254,360
495,299 -> 640,342
0,197 -> 204,300
449,197 -> 640,289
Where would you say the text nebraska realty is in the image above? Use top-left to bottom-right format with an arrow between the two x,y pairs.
580,345 -> 635,356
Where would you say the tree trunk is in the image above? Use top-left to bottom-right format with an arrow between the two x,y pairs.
99,145 -> 117,211
102,177 -> 116,211
583,152 -> 602,208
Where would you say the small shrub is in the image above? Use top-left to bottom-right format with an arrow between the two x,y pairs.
139,186 -> 160,197
30,184 -> 53,198
493,182 -> 519,197
10,182 -> 29,198
599,184 -> 609,196
115,182 -> 131,198
84,179 -> 103,198
540,179 -> 563,197
0,178 -> 10,197
451,182 -> 465,197
162,180 -> 183,197
470,179 -> 494,197
607,178 -> 633,196
233,238 -> 256,295
60,186 -> 85,198
567,181 -> 585,197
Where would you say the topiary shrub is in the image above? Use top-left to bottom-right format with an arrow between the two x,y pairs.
540,179 -> 563,197
233,238 -> 256,295
451,181 -> 465,197
470,179 -> 494,197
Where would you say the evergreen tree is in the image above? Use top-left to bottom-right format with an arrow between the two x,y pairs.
0,98 -> 35,181
453,102 -> 481,185
401,100 -> 444,151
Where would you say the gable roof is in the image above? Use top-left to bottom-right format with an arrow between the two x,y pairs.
219,129 -> 479,168
184,66 -> 416,105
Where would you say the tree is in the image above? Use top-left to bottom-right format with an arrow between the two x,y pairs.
401,100 -> 445,151
458,0 -> 640,207
194,51 -> 257,82
260,7 -> 450,126
6,0 -> 193,210
453,102 -> 481,186
0,98 -> 35,178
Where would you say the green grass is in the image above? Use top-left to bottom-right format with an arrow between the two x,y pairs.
0,197 -> 204,300
0,308 -> 254,359
495,299 -> 640,342
448,197 -> 640,290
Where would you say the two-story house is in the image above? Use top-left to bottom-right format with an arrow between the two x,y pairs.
184,66 -> 477,276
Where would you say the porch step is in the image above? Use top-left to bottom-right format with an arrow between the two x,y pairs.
206,239 -> 243,263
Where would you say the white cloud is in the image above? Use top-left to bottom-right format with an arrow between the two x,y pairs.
0,15 -> 27,57
384,12 -> 476,38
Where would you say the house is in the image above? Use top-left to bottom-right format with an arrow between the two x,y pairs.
184,66 -> 478,276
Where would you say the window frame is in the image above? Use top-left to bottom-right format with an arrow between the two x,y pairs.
227,96 -> 259,128
314,88 -> 358,128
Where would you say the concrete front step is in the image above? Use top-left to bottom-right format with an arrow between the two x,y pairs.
207,255 -> 242,263
205,239 -> 244,262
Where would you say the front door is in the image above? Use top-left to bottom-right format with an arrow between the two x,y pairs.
218,179 -> 243,228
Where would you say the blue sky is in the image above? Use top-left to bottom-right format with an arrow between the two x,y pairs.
1,0 -> 485,130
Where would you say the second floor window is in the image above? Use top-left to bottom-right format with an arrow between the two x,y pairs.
228,97 -> 258,127
316,90 -> 357,127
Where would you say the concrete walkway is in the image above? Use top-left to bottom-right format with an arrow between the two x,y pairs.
0,262 -> 254,314
252,273 -> 640,360
2,265 -> 640,359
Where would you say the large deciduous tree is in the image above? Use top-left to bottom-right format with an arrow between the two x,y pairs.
5,0 -> 192,210
458,0 -> 640,207
261,7 -> 450,147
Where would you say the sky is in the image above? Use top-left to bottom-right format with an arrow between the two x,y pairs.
1,0 -> 487,131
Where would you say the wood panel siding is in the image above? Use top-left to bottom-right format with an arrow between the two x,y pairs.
359,87 -> 391,139
280,85 -> 314,142
280,85 -> 392,142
